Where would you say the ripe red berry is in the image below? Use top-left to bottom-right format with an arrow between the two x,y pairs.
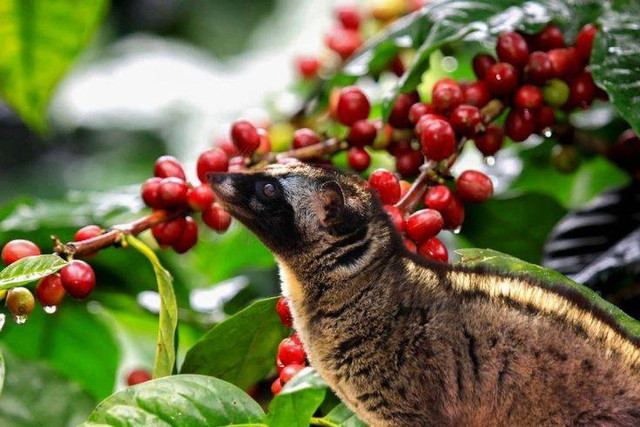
525,51 -> 554,85
395,149 -> 424,177
408,102 -> 435,124
504,109 -> 535,142
278,337 -> 306,366
276,296 -> 293,328
496,32 -> 530,68
187,185 -> 215,212
325,28 -> 363,60
335,5 -> 360,30
2,239 -> 41,265
141,177 -> 163,209
197,148 -> 229,183
474,124 -> 504,156
418,237 -> 448,262
420,119 -> 456,161
442,194 -> 465,230
456,170 -> 494,203
127,369 -> 152,386
75,225 -> 102,242
535,106 -> 555,131
336,87 -> 370,126
462,81 -> 492,108
547,48 -> 576,77
532,25 -> 565,51
280,363 -> 305,385
388,92 -> 419,129
296,56 -> 320,79
217,137 -> 239,157
414,113 -> 447,136
568,72 -> 596,108
404,239 -> 417,253
6,287 -> 35,319
172,217 -> 198,254
348,120 -> 377,147
485,62 -> 519,96
575,24 -> 597,63
347,147 -> 371,171
276,358 -> 285,374
432,81 -> 463,115
369,169 -> 401,204
35,274 -> 66,307
158,177 -> 188,208
202,204 -> 232,233
423,185 -> 453,212
231,120 -> 261,154
293,128 -> 321,149
472,53 -> 497,80
152,216 -> 187,246
384,205 -> 405,232
271,378 -> 283,395
405,209 -> 444,243
514,85 -> 543,110
449,105 -> 483,137
154,156 -> 186,180
60,260 -> 96,300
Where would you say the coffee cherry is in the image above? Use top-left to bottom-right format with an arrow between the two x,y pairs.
152,216 -> 187,246
197,148 -> 229,183
158,178 -> 188,208
414,113 -> 447,136
2,239 -> 41,265
348,120 -> 377,147
280,364 -> 305,385
202,204 -> 232,233
256,128 -> 272,154
575,24 -> 597,63
485,62 -> 519,96
456,170 -> 494,203
462,81 -> 492,108
420,119 -> 456,161
532,25 -> 565,51
395,149 -> 423,177
60,260 -> 96,300
401,180 -> 412,199
514,85 -> 543,110
290,331 -> 302,345
449,105 -> 482,137
543,78 -> 570,107
271,378 -> 283,395
217,137 -> 239,157
472,53 -> 497,80
388,92 -> 419,129
336,5 -> 360,30
474,124 -> 504,156
442,194 -> 465,230
187,184 -> 215,212
276,358 -> 285,374
141,177 -> 163,209
418,237 -> 448,263
276,296 -> 293,328
423,185 -> 453,212
384,205 -> 405,232
547,48 -> 576,77
505,109 -> 535,142
369,169 -> 401,204
6,287 -> 35,319
75,225 -> 102,242
404,239 -> 417,253
535,106 -> 555,132
405,209 -> 444,243
278,337 -> 306,365
326,28 -> 363,60
551,144 -> 580,173
568,72 -> 596,108
432,81 -> 463,115
609,129 -> 640,173
496,32 -> 530,68
35,274 -> 66,307
336,87 -> 370,126
172,217 -> 198,254
228,156 -> 247,172
293,128 -> 321,149
408,103 -> 435,124
154,156 -> 186,180
127,369 -> 152,386
296,56 -> 320,79
231,120 -> 260,154
525,51 -> 554,85
347,147 -> 370,172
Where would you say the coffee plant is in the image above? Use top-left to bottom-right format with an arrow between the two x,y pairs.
0,0 -> 638,425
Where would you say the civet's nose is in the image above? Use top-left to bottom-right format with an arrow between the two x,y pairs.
206,172 -> 228,186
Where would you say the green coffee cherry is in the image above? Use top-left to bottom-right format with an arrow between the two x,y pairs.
6,286 -> 35,323
543,79 -> 570,108
551,144 -> 580,173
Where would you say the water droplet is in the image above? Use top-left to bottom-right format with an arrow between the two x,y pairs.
484,156 -> 496,166
0,314 -> 5,331
13,314 -> 28,325
543,128 -> 553,138
453,226 -> 462,234
44,305 -> 58,314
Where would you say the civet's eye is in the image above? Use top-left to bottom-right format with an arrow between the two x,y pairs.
257,181 -> 278,200
263,183 -> 276,197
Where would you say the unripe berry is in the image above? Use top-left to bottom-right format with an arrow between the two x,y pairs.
278,337 -> 306,366
6,287 -> 35,319
505,109 -> 535,142
418,237 -> 448,263
276,296 -> 293,328
420,119 -> 456,161
432,81 -> 463,115
543,78 -> 570,107
296,56 -> 321,79
535,106 -> 555,132
231,120 -> 261,154
472,53 -> 497,80
202,204 -> 232,233
154,156 -> 186,180
575,24 -> 597,63
532,25 -> 565,51
551,144 -> 580,173
280,364 -> 305,385
197,148 -> 229,183
271,378 -> 283,395
408,102 -> 435,124
388,92 -> 419,129
127,369 -> 152,386
449,105 -> 482,137
567,72 -> 596,109
187,185 -> 215,212
347,120 -> 377,147
335,5 -> 360,30
347,147 -> 370,172
336,87 -> 370,126
395,149 -> 423,177
325,28 -> 363,60
514,85 -> 543,110
75,225 -> 103,242
172,216 -> 198,254
384,205 -> 405,232
60,260 -> 96,300
405,209 -> 444,243
293,128 -> 321,149
474,124 -> 504,156
35,274 -> 66,307
462,81 -> 492,108
456,170 -> 494,203
158,177 -> 188,208
369,169 -> 401,204
423,185 -> 453,212
496,32 -> 530,68
525,51 -> 554,85
152,216 -> 187,246
442,194 -> 465,230
485,63 -> 519,96
141,177 -> 163,209
2,239 -> 41,265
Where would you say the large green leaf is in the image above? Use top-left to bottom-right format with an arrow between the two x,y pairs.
322,404 -> 367,427
126,235 -> 178,379
84,374 -> 266,426
591,0 -> 640,135
268,368 -> 328,427
0,254 -> 67,290
180,297 -> 288,390
0,0 -> 108,131
0,348 -> 4,396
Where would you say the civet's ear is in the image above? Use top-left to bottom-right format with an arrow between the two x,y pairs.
318,180 -> 345,227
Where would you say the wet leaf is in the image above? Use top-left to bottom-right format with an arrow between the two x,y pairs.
322,403 -> 367,427
268,368 -> 328,427
0,255 -> 67,290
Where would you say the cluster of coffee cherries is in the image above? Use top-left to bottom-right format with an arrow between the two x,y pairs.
271,296 -> 307,395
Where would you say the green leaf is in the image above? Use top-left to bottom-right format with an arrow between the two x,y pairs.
84,374 -> 266,426
455,248 -> 640,340
0,0 -> 109,132
0,348 -> 4,397
268,368 -> 328,427
126,235 -> 177,379
322,404 -> 367,427
180,297 -> 288,390
0,254 -> 67,290
591,1 -> 640,135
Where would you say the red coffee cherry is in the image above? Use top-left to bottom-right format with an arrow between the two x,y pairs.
405,209 -> 444,243
420,119 -> 456,161
442,194 -> 465,230
575,24 -> 597,63
202,204 -> 232,233
525,51 -> 554,85
127,369 -> 152,386
271,378 -> 283,395
432,81 -> 463,115
231,120 -> 261,154
141,177 -> 163,209
158,178 -> 188,208
336,5 -> 360,30
35,274 -> 66,307
504,109 -> 535,142
348,120 -> 377,147
293,128 -> 321,149
60,260 -> 96,300
414,113 -> 447,136
408,103 -> 435,124
568,72 -> 596,108
278,337 -> 306,366
280,363 -> 305,385
532,25 -> 565,51
296,56 -> 321,79
369,169 -> 401,204
276,296 -> 293,328
6,287 -> 35,319
474,124 -> 504,156
197,148 -> 229,183
395,149 -> 424,177
336,87 -> 370,126
256,128 -> 272,154
276,358 -> 285,374
496,32 -> 530,68
172,217 -> 198,254
472,53 -> 497,80
423,185 -> 453,212
514,85 -> 544,110
347,147 -> 371,172
75,225 -> 102,242
154,155 -> 186,180
547,48 -> 576,77
449,105 -> 482,137
456,170 -> 494,203
325,28 -> 363,60
404,239 -> 417,253
217,137 -> 239,157
485,62 -> 519,96
2,239 -> 41,266
388,92 -> 419,129
152,216 -> 187,246
462,81 -> 492,108
187,185 -> 215,212
535,106 -> 555,132
418,237 -> 448,263
384,205 -> 405,232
